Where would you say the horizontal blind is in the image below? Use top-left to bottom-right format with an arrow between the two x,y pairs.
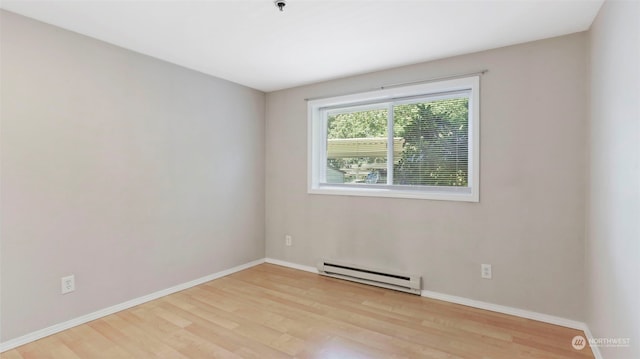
392,97 -> 469,187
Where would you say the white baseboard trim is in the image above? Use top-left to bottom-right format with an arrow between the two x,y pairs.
266,258 -> 600,358
264,259 -> 582,327
582,325 -> 604,359
264,257 -> 318,273
1,257 -> 600,359
421,290 -> 603,359
420,289 -> 585,330
0,258 -> 265,353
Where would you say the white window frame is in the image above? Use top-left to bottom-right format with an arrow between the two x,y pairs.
308,76 -> 480,202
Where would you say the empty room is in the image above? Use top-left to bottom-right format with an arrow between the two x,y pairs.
0,0 -> 638,358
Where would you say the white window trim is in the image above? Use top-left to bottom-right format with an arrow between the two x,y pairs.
307,76 -> 480,202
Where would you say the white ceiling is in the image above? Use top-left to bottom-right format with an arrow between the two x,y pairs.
1,0 -> 603,92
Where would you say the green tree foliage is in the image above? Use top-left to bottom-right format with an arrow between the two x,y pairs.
327,108 -> 387,139
325,98 -> 469,186
394,98 -> 469,186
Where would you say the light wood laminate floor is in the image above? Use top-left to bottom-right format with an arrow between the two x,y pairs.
3,263 -> 593,358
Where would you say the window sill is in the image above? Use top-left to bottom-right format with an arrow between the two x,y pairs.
308,184 -> 478,202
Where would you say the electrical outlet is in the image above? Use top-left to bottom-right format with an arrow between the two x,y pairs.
481,264 -> 492,279
285,235 -> 292,246
61,275 -> 75,294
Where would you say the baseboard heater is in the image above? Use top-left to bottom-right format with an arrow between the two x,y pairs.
317,259 -> 421,295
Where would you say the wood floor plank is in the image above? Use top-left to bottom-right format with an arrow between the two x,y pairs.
156,299 -> 292,358
2,264 -> 594,358
219,269 -> 502,358
0,349 -> 25,359
208,276 -> 447,357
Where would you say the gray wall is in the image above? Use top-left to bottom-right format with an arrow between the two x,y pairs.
266,33 -> 588,320
7,2 -> 638,350
0,10 -> 265,341
588,1 -> 640,358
